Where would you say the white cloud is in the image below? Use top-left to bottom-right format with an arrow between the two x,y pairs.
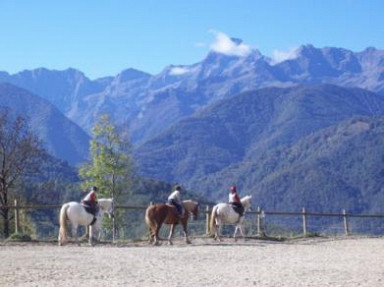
210,31 -> 251,57
169,66 -> 190,76
194,42 -> 206,48
271,47 -> 299,64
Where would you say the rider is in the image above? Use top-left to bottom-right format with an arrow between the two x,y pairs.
168,185 -> 185,218
82,186 -> 99,216
228,185 -> 244,217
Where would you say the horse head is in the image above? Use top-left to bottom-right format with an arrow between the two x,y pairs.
98,198 -> 114,219
183,200 -> 199,220
240,195 -> 252,212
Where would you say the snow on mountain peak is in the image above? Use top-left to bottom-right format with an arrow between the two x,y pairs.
169,66 -> 191,76
270,46 -> 300,65
210,31 -> 252,57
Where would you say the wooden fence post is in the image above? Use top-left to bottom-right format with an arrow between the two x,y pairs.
302,207 -> 307,236
257,206 -> 262,236
343,209 -> 350,235
14,199 -> 20,234
205,205 -> 210,235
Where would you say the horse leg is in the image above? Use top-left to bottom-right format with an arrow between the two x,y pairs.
89,225 -> 94,246
233,225 -> 239,241
154,223 -> 162,246
213,228 -> 219,241
182,222 -> 191,244
72,224 -> 80,246
239,223 -> 246,240
168,224 -> 175,245
93,223 -> 104,243
93,224 -> 101,246
148,227 -> 154,244
216,220 -> 222,242
211,220 -> 219,241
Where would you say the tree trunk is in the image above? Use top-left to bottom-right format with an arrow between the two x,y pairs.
2,207 -> 10,238
0,184 -> 10,238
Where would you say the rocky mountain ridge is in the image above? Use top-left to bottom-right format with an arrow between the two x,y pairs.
1,44 -> 384,145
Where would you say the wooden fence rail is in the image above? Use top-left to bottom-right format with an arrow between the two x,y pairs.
2,201 -> 384,238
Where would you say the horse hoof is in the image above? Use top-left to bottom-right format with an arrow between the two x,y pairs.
186,241 -> 191,244
168,241 -> 173,246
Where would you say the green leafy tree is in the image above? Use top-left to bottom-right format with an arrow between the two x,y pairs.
80,114 -> 134,199
79,114 -> 135,239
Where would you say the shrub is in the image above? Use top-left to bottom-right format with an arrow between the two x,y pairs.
7,232 -> 32,242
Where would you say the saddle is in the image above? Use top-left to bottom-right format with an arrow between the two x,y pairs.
231,202 -> 244,217
82,202 -> 99,217
167,201 -> 185,218
81,204 -> 99,226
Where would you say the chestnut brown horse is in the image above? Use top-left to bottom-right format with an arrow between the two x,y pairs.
145,200 -> 199,245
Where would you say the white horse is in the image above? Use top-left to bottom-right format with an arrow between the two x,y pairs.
210,195 -> 252,241
58,198 -> 114,246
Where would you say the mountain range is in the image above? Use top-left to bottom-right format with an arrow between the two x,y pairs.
1,43 -> 384,212
1,44 -> 384,146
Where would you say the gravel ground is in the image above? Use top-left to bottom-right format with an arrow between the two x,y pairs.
1,236 -> 384,287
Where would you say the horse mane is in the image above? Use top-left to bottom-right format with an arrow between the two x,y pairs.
182,199 -> 199,212
97,198 -> 113,215
183,199 -> 198,205
98,198 -> 111,207
241,195 -> 252,204
98,198 -> 112,203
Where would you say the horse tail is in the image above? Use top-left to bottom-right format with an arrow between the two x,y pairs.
58,203 -> 69,246
209,205 -> 219,236
145,205 -> 157,231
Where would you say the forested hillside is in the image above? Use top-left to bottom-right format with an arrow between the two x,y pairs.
199,116 -> 384,214
0,83 -> 90,165
135,85 -> 384,213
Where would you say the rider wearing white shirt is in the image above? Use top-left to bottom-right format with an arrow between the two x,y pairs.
168,185 -> 185,218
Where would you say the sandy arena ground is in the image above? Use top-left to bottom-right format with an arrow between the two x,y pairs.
1,236 -> 384,287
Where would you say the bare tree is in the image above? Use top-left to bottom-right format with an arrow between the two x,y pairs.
0,108 -> 45,238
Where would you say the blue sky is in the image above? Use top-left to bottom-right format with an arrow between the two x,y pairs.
0,0 -> 383,79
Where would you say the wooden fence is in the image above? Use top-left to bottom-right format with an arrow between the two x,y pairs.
2,201 -> 384,240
